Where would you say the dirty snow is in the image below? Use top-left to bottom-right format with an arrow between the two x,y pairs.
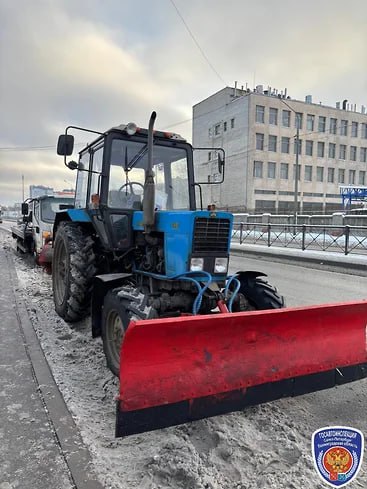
1,229 -> 367,489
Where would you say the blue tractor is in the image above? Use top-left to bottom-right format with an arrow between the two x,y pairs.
54,112 -> 284,375
54,112 -> 288,435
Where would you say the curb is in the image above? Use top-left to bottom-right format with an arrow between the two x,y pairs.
6,249 -> 105,489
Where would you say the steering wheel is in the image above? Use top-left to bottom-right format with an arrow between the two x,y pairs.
118,181 -> 144,195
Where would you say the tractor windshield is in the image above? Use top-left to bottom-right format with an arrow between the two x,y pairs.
108,138 -> 190,210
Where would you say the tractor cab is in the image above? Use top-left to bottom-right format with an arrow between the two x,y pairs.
58,123 -> 210,250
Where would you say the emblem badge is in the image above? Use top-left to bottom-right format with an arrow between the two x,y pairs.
312,426 -> 364,487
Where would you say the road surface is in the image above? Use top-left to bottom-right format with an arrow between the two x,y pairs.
229,252 -> 367,306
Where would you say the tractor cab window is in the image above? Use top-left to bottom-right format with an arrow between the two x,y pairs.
88,146 -> 103,208
108,138 -> 190,210
75,151 -> 89,209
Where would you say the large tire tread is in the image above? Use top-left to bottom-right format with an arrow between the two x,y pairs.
239,276 -> 285,310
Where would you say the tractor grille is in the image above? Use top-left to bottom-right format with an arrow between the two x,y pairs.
192,217 -> 231,254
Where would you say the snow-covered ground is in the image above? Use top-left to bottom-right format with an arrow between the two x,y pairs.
2,230 -> 367,489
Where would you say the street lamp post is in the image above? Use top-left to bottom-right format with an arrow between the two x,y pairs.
294,122 -> 300,224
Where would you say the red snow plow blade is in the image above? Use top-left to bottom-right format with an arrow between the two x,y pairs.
116,300 -> 367,437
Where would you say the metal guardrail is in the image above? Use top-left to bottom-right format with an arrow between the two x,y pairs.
232,222 -> 367,256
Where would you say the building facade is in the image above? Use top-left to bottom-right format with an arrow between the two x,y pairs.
193,86 -> 367,213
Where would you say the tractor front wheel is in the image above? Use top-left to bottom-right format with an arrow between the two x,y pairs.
236,272 -> 285,310
101,287 -> 154,376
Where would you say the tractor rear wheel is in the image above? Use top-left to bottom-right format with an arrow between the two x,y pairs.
52,222 -> 96,322
101,287 -> 154,376
237,273 -> 285,310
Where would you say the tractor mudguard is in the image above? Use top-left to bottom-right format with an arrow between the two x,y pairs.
116,300 -> 367,437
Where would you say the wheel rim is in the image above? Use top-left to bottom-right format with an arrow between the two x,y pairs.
105,310 -> 125,369
54,239 -> 67,306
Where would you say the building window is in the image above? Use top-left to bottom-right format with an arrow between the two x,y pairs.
317,141 -> 325,157
269,107 -> 278,125
281,137 -> 290,153
256,133 -> 264,150
306,140 -> 313,156
253,161 -> 263,178
338,169 -> 345,184
305,165 -> 312,181
231,118 -> 235,129
295,112 -> 303,129
339,144 -> 346,160
282,110 -> 291,127
350,146 -> 357,161
268,135 -> 277,152
351,121 -> 358,137
359,171 -> 366,185
349,170 -> 356,185
306,114 -> 315,131
329,118 -> 337,134
215,124 -> 220,135
294,139 -> 302,155
340,120 -> 348,136
318,116 -> 326,132
223,121 -> 227,132
256,105 -> 265,123
328,143 -> 336,159
361,147 -> 367,163
268,162 -> 276,179
280,163 -> 289,179
317,166 -> 324,182
362,123 -> 367,139
328,167 -> 335,183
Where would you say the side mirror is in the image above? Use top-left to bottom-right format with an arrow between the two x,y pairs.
57,134 -> 74,156
21,202 -> 29,215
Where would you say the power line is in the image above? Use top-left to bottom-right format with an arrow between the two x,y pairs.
0,143 -> 85,153
0,145 -> 56,151
169,0 -> 226,86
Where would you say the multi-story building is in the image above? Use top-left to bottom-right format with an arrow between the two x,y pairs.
193,85 -> 367,213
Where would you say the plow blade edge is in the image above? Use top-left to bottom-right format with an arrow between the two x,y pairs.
116,300 -> 367,437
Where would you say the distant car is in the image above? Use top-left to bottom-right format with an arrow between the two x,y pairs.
11,195 -> 74,264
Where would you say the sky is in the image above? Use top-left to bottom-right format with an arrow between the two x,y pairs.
0,0 -> 366,205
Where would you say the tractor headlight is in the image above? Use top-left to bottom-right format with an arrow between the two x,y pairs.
214,257 -> 228,274
190,257 -> 204,272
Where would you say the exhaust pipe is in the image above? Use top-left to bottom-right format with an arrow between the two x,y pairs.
143,111 -> 156,232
